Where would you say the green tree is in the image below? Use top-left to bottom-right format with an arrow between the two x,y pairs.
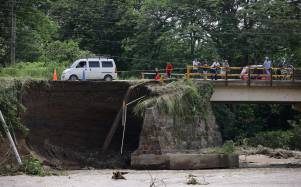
16,0 -> 59,62
43,40 -> 92,63
0,1 -> 12,66
50,0 -> 131,59
1,0 -> 300,69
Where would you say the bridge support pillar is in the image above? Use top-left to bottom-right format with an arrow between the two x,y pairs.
293,104 -> 301,112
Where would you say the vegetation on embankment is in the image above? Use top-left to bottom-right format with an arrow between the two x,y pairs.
0,79 -> 28,136
134,80 -> 213,123
0,156 -> 52,176
0,62 -> 67,80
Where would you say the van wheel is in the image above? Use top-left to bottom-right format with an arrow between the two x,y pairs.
69,75 -> 78,81
104,75 -> 113,81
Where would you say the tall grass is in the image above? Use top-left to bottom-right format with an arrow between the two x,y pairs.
0,62 -> 68,80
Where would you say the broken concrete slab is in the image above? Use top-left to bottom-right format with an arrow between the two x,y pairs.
131,154 -> 169,170
131,153 -> 239,170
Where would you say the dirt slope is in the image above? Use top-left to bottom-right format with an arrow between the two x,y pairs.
21,81 -> 146,168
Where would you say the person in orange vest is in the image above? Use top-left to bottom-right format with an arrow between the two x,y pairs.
165,63 -> 173,78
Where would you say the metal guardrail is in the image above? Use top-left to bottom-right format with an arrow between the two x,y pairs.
141,72 -> 184,79
140,65 -> 301,86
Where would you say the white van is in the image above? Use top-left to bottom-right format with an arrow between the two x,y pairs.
61,58 -> 117,81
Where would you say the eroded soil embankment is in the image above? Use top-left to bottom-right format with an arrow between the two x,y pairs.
21,81 -> 148,169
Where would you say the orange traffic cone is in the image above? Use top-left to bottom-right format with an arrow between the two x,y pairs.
53,68 -> 58,81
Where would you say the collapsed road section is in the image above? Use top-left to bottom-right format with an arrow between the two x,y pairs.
20,80 -> 238,169
21,81 -> 147,168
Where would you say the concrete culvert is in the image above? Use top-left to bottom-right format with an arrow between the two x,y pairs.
21,81 -> 150,169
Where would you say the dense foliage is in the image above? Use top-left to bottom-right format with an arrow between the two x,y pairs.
0,156 -> 49,176
0,0 -> 300,69
213,104 -> 301,150
0,80 -> 27,136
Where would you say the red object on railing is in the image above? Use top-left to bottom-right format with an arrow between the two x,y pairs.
154,73 -> 161,81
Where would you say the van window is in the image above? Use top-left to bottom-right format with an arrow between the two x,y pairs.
76,61 -> 86,68
102,61 -> 113,68
89,61 -> 100,68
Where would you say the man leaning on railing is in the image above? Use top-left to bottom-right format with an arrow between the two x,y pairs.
263,56 -> 272,77
221,60 -> 230,78
203,60 -> 209,80
210,60 -> 220,80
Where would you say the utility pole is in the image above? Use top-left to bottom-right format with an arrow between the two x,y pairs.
10,0 -> 16,65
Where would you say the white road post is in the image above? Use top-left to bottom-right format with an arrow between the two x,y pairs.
0,110 -> 22,165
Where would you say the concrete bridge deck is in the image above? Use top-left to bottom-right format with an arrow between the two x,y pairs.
210,80 -> 301,103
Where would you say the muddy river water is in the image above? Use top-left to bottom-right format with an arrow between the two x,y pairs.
1,168 -> 301,187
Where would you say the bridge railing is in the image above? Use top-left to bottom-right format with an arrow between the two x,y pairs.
137,66 -> 301,85
139,67 -> 186,79
185,65 -> 300,81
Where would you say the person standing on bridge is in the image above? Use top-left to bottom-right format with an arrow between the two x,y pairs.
192,59 -> 200,73
165,63 -> 173,78
203,60 -> 209,80
210,60 -> 220,80
221,59 -> 230,79
263,56 -> 272,77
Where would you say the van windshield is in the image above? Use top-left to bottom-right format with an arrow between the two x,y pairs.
70,61 -> 86,68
